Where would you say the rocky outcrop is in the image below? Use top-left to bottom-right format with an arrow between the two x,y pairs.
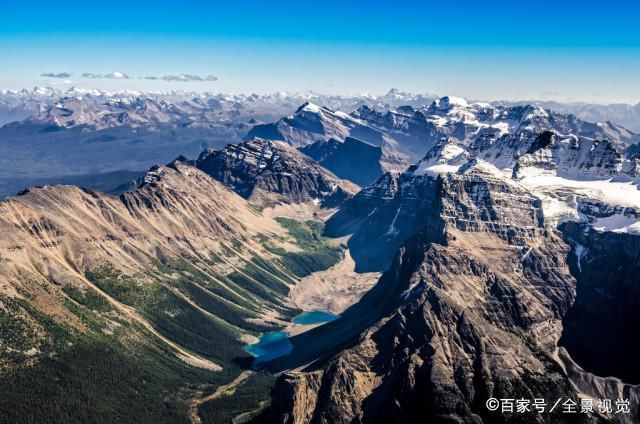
326,158 -> 546,273
514,132 -> 628,179
193,138 -> 358,207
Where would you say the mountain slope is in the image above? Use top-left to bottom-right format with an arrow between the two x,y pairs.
246,102 -> 412,169
193,138 -> 358,207
0,159 -> 345,422
299,137 -> 384,186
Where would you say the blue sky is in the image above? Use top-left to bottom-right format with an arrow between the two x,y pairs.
1,0 -> 639,103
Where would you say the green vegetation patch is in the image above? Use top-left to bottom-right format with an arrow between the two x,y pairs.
180,281 -> 276,333
86,266 -> 155,308
197,371 -> 276,424
273,218 -> 343,278
62,285 -> 113,313
171,257 -> 260,311
141,285 -> 246,364
0,337 -> 212,424
0,294 -> 78,369
0,296 -> 39,353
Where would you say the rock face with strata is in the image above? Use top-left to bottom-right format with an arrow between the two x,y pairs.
193,138 -> 358,207
260,164 -> 589,423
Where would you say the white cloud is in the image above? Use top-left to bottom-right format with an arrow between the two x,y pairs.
41,72 -> 72,78
143,73 -> 218,82
82,71 -> 130,79
78,71 -> 217,83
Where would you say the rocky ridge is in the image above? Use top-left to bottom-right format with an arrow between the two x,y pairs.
192,138 -> 358,207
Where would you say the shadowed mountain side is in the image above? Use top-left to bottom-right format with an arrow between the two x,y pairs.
560,222 -> 640,384
300,137 -> 384,186
260,227 -> 438,375
325,172 -> 440,273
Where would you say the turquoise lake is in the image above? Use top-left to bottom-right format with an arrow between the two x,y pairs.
292,310 -> 339,325
245,310 -> 339,362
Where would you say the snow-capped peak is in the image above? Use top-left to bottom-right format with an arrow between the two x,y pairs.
296,101 -> 324,114
432,96 -> 469,110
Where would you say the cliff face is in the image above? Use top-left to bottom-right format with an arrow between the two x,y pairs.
300,137 -> 385,187
194,138 -> 358,207
325,171 -> 440,273
260,164 -> 586,423
326,159 -> 545,273
560,222 -> 640,384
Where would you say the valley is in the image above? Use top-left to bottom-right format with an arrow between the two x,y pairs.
0,159 -> 358,422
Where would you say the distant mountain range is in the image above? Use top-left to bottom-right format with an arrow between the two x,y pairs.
496,99 -> 640,133
2,87 -> 639,130
0,88 -> 436,198
0,87 -> 438,129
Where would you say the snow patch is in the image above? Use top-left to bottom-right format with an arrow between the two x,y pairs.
384,206 -> 402,237
592,214 -> 640,234
574,244 -> 589,272
515,166 -> 640,225
301,102 -> 322,113
521,247 -> 532,262
402,280 -> 423,300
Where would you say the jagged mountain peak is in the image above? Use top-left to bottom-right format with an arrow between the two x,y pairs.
294,101 -> 328,114
193,137 -> 358,207
385,87 -> 401,96
327,114 -> 640,274
261,137 -> 574,423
